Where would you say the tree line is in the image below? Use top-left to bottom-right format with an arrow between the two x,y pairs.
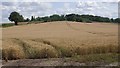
9,11 -> 120,25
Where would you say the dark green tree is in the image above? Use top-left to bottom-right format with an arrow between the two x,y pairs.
31,16 -> 36,21
111,18 -> 114,22
60,15 -> 65,21
65,14 -> 77,21
19,15 -> 24,22
24,18 -> 30,22
114,18 -> 120,23
41,16 -> 50,22
8,11 -> 24,25
50,14 -> 61,21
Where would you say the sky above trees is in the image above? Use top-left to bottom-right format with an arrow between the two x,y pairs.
0,1 -> 119,23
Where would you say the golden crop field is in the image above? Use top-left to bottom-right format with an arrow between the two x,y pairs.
2,21 -> 118,61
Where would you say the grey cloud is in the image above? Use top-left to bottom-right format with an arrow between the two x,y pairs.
18,2 -> 38,7
2,2 -> 18,7
2,2 -> 14,6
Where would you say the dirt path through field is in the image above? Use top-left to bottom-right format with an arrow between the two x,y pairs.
2,58 -> 118,67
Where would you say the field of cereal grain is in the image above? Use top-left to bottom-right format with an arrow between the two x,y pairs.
2,21 -> 118,62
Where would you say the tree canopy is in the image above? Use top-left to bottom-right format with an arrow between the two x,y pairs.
8,11 -> 24,25
25,14 -> 119,23
8,11 -> 119,25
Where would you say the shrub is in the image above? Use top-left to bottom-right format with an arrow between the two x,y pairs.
2,23 -> 14,28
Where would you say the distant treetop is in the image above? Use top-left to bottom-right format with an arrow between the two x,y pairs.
8,11 -> 120,25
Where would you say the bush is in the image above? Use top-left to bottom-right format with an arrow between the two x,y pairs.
2,23 -> 14,28
82,18 -> 92,23
85,20 -> 92,23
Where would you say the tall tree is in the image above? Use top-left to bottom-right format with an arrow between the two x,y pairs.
31,16 -> 36,21
8,11 -> 24,25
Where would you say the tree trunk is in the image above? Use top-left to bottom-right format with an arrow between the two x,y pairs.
15,21 -> 18,25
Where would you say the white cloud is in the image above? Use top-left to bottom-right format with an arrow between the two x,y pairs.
85,8 -> 94,11
1,2 -> 54,22
77,1 -> 98,8
64,3 -> 70,8
75,2 -> 118,18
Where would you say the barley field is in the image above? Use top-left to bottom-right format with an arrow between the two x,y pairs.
2,21 -> 118,62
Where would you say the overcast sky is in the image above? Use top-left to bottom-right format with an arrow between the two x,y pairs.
0,1 -> 119,23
